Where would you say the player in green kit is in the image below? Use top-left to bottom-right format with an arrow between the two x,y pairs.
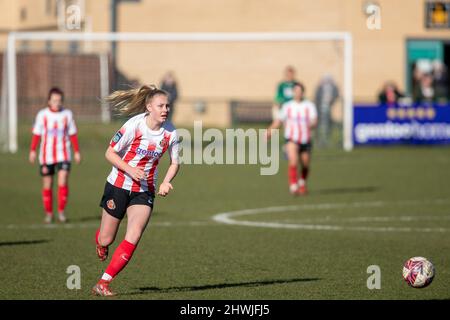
272,66 -> 299,120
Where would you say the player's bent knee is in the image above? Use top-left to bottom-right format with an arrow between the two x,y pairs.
100,234 -> 115,247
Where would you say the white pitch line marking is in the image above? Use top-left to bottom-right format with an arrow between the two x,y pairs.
1,199 -> 449,232
275,215 -> 450,223
211,198 -> 450,233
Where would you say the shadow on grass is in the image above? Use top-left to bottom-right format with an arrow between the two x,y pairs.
313,186 -> 379,196
124,277 -> 320,296
0,239 -> 52,247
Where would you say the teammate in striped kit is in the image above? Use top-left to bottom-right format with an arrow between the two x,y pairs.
29,87 -> 81,223
266,82 -> 318,195
92,85 -> 180,297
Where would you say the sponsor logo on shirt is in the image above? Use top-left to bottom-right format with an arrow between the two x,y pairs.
47,128 -> 66,136
136,147 -> 162,159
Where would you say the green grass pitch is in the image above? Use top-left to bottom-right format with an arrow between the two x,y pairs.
0,122 -> 449,300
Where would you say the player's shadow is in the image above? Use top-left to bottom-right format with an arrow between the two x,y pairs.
0,239 -> 51,247
313,186 -> 379,196
126,277 -> 320,295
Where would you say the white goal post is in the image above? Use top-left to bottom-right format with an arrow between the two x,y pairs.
3,31 -> 353,153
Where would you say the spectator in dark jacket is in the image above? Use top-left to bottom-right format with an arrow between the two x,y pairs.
315,74 -> 339,147
414,73 -> 435,104
433,60 -> 448,102
378,82 -> 404,106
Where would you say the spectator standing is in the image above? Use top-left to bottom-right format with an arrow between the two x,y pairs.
315,74 -> 339,147
433,60 -> 449,102
273,66 -> 299,120
378,81 -> 404,106
414,73 -> 435,104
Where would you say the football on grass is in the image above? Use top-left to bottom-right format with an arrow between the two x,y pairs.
402,257 -> 435,288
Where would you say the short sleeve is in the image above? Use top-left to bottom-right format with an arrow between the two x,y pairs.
275,83 -> 284,104
277,103 -> 288,122
110,119 -> 135,152
67,112 -> 78,135
32,112 -> 44,135
168,130 -> 180,164
308,102 -> 318,122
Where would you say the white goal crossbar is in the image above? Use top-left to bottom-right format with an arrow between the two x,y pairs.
4,31 -> 353,153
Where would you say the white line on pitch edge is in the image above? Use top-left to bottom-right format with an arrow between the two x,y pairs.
211,198 -> 450,233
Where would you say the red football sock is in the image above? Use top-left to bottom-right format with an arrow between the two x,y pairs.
42,188 -> 53,215
58,185 -> 68,213
288,165 -> 298,185
103,240 -> 137,281
301,167 -> 309,181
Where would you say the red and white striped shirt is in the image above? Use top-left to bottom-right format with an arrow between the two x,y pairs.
32,107 -> 78,165
278,99 -> 317,144
106,113 -> 180,193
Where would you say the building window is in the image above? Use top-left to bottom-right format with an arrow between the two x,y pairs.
20,8 -> 27,21
46,0 -> 53,15
45,40 -> 53,53
69,41 -> 79,54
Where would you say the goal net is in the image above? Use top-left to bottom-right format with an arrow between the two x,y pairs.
0,32 -> 352,153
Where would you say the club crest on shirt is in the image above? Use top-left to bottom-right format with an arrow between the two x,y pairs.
106,199 -> 116,210
147,141 -> 157,150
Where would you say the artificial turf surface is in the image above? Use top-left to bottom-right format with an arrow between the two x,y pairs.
0,122 -> 449,299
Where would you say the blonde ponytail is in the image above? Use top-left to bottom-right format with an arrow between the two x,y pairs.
106,85 -> 168,116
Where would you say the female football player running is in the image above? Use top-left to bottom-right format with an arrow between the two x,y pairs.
92,85 -> 180,297
266,82 -> 317,195
29,87 -> 81,223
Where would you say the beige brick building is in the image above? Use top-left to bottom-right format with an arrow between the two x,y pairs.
1,0 -> 450,126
